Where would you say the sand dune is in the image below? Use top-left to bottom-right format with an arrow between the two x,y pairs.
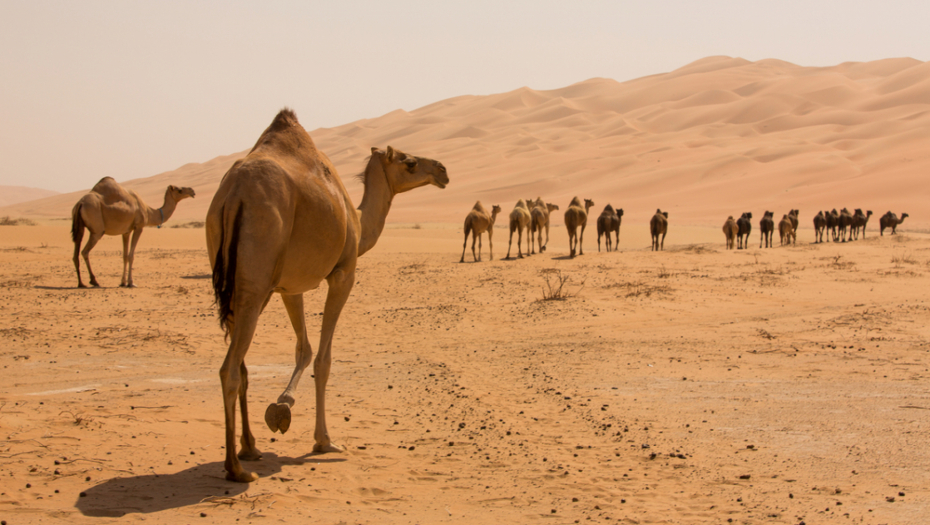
3,56 -> 927,231
0,185 -> 59,208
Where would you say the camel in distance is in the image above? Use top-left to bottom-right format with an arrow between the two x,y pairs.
460,202 -> 501,262
759,211 -> 774,248
207,109 -> 448,482
71,177 -> 195,288
596,204 -> 622,252
650,209 -> 668,251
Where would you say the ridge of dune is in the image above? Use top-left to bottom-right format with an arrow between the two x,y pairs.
0,186 -> 60,208
3,56 -> 928,230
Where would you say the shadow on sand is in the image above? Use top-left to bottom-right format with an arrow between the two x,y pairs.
75,452 -> 346,517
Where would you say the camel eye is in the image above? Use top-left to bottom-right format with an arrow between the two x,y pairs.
403,158 -> 418,171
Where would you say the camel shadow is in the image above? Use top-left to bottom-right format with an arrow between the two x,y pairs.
34,285 -> 109,291
550,255 -> 574,261
181,274 -> 212,280
74,452 -> 345,517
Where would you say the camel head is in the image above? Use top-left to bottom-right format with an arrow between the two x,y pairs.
491,205 -> 502,215
370,146 -> 448,193
901,213 -> 909,220
546,203 -> 559,212
764,210 -> 774,219
167,185 -> 196,201
617,208 -> 624,217
866,210 -> 873,218
584,199 -> 595,210
742,212 -> 752,220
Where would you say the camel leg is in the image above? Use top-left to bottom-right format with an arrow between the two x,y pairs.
477,233 -> 483,262
544,224 -> 550,253
459,231 -> 468,263
236,360 -> 262,461
310,266 -> 355,453
123,228 -> 143,288
488,230 -> 494,260
73,232 -> 86,288
579,225 -> 586,256
569,229 -> 576,258
597,233 -> 602,252
660,232 -> 666,250
264,293 -> 314,437
506,229 -> 515,259
119,233 -> 131,286
536,227 -> 543,255
81,230 -> 104,287
517,227 -> 524,259
613,230 -> 619,252
220,300 -> 264,483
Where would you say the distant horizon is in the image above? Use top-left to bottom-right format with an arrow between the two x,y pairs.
2,1 -> 928,192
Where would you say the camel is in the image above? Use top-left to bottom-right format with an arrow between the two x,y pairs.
723,216 -> 738,250
813,211 -> 826,243
880,211 -> 908,236
826,209 -> 839,242
736,212 -> 752,249
564,197 -> 594,257
206,109 -> 448,482
778,214 -> 796,245
838,208 -> 853,242
597,204 -> 622,252
70,177 -> 195,288
506,199 -> 532,259
759,211 -> 774,248
850,209 -> 873,240
460,202 -> 501,263
529,199 -> 559,254
650,209 -> 669,251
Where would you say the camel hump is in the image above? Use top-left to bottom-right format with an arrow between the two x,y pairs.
269,108 -> 300,130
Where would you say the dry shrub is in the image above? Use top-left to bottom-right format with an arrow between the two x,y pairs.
539,268 -> 585,301
891,251 -> 918,266
0,216 -> 37,226
606,279 -> 671,298
171,221 -> 205,229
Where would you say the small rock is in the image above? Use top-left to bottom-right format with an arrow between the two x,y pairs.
200,512 -> 207,517
739,475 -> 751,480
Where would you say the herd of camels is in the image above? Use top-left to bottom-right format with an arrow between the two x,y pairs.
65,109 -> 910,483
722,209 -> 908,251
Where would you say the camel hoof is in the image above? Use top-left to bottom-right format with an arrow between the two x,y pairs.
312,442 -> 344,454
90,281 -> 100,288
264,402 -> 291,434
225,470 -> 259,483
237,447 -> 263,461
78,283 -> 87,289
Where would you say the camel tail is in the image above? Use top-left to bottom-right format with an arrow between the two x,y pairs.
212,204 -> 245,340
70,202 -> 85,244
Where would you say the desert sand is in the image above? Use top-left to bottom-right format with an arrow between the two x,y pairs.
1,55 -> 929,524
1,220 -> 929,524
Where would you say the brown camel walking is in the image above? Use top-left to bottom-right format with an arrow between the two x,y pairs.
723,216 -> 738,250
879,212 -> 908,236
597,204 -> 622,252
813,211 -> 826,243
838,208 -> 853,242
759,211 -> 774,248
206,109 -> 448,482
564,197 -> 594,257
736,212 -> 753,249
850,209 -> 873,240
529,198 -> 558,254
650,209 -> 669,251
506,199 -> 532,259
71,177 -> 195,288
778,214 -> 796,245
826,209 -> 839,242
460,202 -> 501,262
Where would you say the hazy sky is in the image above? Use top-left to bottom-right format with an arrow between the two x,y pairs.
1,0 -> 927,192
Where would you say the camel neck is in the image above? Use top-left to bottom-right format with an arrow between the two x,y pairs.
356,160 -> 394,257
146,193 -> 178,227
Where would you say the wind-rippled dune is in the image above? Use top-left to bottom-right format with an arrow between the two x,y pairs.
5,56 -> 928,228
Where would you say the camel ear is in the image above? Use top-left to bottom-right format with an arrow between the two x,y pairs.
386,146 -> 395,162
168,185 -> 176,192
371,147 -> 380,155
663,212 -> 669,218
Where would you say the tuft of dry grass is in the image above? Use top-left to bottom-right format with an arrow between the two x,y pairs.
0,216 -> 37,226
538,268 -> 585,301
171,221 -> 205,229
891,251 -> 918,266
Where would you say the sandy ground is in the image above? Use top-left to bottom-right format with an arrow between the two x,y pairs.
1,222 -> 929,524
